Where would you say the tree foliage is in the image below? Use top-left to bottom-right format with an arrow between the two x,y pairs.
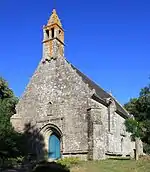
125,118 -> 144,139
124,84 -> 150,153
0,77 -> 24,159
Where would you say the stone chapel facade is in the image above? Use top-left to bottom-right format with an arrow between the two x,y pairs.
11,9 -> 143,160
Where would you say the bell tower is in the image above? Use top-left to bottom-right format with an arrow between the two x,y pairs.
42,9 -> 64,60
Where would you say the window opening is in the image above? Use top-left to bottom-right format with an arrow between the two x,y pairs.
51,28 -> 55,38
121,138 -> 123,152
46,30 -> 49,38
47,102 -> 53,116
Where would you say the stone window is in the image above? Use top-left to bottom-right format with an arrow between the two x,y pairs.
121,138 -> 124,152
108,104 -> 115,132
112,113 -> 115,129
120,124 -> 126,136
47,102 -> 53,116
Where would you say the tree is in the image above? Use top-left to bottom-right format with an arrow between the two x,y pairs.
125,118 -> 144,160
124,83 -> 150,156
125,118 -> 143,139
0,77 -> 24,163
124,98 -> 138,118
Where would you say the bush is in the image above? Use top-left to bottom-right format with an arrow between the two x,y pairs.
57,157 -> 80,168
0,156 -> 23,169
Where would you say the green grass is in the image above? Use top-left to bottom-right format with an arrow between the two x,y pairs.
70,158 -> 150,172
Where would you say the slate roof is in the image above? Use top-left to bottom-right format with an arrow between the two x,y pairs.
69,62 -> 130,118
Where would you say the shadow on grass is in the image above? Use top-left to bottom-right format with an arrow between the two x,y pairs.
108,157 -> 130,160
32,161 -> 70,172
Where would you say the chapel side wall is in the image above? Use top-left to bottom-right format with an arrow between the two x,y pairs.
88,98 -> 135,159
14,55 -> 92,156
107,110 -> 134,156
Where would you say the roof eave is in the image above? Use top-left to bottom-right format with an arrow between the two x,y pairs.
92,93 -> 108,107
92,93 -> 130,119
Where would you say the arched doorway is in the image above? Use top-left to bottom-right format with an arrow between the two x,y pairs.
39,123 -> 62,160
48,133 -> 61,159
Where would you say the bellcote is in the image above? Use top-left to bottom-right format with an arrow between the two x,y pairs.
42,9 -> 64,59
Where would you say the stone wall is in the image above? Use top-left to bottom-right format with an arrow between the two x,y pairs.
88,98 -> 108,160
87,98 -> 135,159
11,55 -> 137,160
12,54 -> 93,157
106,110 -> 134,157
11,37 -> 137,160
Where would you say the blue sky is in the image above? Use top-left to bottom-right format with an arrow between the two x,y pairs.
0,0 -> 150,105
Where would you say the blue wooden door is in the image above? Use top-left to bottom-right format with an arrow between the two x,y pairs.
48,134 -> 60,159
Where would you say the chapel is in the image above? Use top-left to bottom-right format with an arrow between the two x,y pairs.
11,9 -> 143,160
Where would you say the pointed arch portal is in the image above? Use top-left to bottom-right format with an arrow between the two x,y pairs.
48,133 -> 61,159
40,123 -> 62,160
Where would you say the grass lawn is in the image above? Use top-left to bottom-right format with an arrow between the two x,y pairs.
70,158 -> 150,172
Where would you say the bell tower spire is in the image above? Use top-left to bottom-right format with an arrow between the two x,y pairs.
42,9 -> 64,60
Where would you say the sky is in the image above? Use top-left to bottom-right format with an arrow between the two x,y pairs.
0,0 -> 150,105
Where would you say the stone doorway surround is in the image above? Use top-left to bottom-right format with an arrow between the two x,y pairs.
40,123 -> 63,160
